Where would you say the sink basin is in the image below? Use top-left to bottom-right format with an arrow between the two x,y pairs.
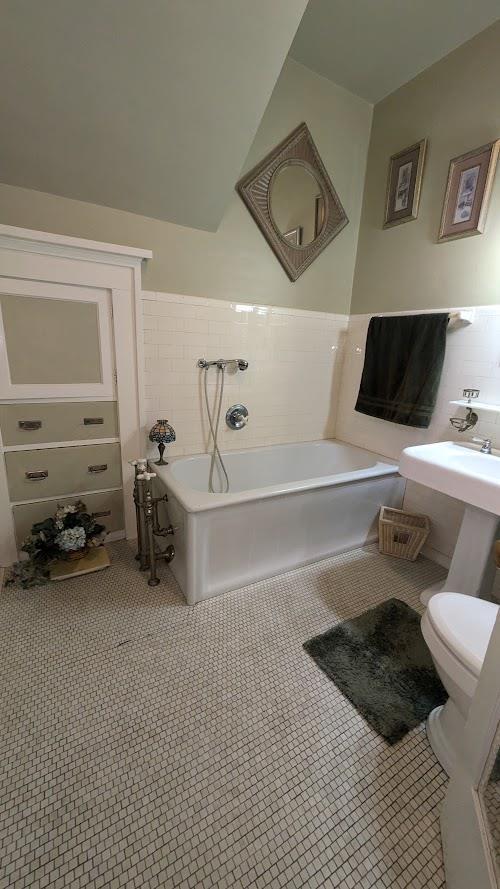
400,441 -> 500,516
399,441 -> 500,603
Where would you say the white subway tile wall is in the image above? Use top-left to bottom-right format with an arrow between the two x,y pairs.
141,292 -> 348,456
335,306 -> 500,562
140,294 -> 500,564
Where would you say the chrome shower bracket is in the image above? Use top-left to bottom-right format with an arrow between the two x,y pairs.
197,358 -> 248,371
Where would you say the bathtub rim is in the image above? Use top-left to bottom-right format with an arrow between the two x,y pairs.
152,438 -> 400,514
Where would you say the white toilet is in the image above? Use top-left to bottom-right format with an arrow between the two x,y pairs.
421,592 -> 499,775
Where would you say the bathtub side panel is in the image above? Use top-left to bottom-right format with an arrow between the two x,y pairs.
161,492 -> 190,602
190,474 -> 405,602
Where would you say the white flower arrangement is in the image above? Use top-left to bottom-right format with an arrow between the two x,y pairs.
8,500 -> 107,587
55,504 -> 78,530
55,526 -> 87,552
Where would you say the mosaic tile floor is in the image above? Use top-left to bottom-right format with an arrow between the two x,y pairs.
0,542 -> 449,889
483,764 -> 500,879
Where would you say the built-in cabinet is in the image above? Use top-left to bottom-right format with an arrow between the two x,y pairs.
0,224 -> 151,565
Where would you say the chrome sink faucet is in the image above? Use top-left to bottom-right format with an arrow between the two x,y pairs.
472,436 -> 492,454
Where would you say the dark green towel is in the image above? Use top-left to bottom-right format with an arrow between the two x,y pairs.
355,313 -> 448,428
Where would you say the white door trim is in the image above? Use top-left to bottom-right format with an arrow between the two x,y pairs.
0,223 -> 152,263
112,281 -> 143,542
0,418 -> 17,565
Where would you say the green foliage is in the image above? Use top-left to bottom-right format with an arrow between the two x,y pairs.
7,500 -> 106,589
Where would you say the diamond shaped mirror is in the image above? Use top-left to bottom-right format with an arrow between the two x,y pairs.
236,122 -> 348,281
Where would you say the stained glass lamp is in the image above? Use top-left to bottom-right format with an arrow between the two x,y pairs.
148,419 -> 176,465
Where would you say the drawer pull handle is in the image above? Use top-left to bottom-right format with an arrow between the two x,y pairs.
84,417 -> 104,425
88,463 -> 108,473
19,420 -> 42,431
92,510 -> 111,518
25,470 -> 48,480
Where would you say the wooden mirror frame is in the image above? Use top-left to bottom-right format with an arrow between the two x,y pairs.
236,123 -> 348,281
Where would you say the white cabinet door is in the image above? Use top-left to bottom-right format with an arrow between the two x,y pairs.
0,277 -> 114,399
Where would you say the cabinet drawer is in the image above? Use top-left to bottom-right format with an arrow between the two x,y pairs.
5,443 -> 122,502
0,401 -> 118,446
13,490 -> 124,546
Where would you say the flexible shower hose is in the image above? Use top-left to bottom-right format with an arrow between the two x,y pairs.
203,366 -> 230,493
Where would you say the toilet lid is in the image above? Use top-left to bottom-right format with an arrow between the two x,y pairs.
427,593 -> 499,678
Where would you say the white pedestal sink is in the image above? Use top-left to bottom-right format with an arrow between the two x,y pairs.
399,441 -> 500,604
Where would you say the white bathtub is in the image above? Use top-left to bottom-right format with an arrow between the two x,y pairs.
154,440 -> 403,604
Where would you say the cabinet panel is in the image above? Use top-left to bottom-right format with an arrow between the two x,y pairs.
0,401 -> 118,446
12,490 -> 124,545
5,443 -> 122,502
1,294 -> 102,384
0,278 -> 114,399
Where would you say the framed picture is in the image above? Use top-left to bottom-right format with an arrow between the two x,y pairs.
438,140 -> 500,242
383,139 -> 427,228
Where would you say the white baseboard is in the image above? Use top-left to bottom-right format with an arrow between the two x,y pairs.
106,529 -> 126,543
422,543 -> 451,569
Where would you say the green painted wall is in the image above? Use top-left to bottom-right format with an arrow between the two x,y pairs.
0,59 -> 372,314
351,21 -> 500,314
0,0 -> 309,232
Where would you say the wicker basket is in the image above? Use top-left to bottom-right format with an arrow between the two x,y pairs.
378,506 -> 430,561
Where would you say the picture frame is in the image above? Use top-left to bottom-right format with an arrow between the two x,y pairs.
438,140 -> 500,242
383,139 -> 427,228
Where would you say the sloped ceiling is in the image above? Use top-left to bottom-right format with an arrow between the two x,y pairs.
291,0 -> 500,103
0,0 -> 308,231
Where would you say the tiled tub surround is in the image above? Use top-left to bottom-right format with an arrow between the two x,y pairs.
335,306 -> 500,564
140,293 -> 500,568
140,292 -> 348,457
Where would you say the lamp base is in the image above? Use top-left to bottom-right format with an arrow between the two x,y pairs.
154,442 -> 168,466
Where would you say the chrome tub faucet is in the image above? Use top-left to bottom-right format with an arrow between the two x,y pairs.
472,437 -> 492,454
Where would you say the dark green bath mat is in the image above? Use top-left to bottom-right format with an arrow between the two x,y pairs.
303,598 -> 447,744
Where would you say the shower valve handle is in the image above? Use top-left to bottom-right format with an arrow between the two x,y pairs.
226,404 -> 249,430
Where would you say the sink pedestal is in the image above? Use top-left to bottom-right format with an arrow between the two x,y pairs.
399,441 -> 500,606
421,504 -> 499,605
